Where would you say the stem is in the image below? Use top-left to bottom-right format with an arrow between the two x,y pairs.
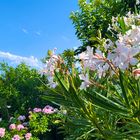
90,116 -> 108,139
82,107 -> 108,139
106,59 -> 119,77
90,79 -> 106,89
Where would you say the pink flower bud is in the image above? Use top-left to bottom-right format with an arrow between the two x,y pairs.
17,124 -> 24,131
25,133 -> 32,140
12,134 -> 20,140
0,128 -> 5,138
9,124 -> 16,130
33,108 -> 42,113
133,68 -> 140,77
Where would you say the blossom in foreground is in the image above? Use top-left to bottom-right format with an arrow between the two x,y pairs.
12,134 -> 20,140
108,45 -> 139,69
122,25 -> 140,47
17,124 -> 24,131
25,133 -> 32,140
0,128 -> 5,138
78,47 -> 108,78
9,124 -> 16,130
79,73 -> 91,90
79,46 -> 93,60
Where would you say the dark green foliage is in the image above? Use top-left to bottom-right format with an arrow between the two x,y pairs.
0,63 -> 45,121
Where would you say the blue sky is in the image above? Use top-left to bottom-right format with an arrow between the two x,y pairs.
0,0 -> 80,67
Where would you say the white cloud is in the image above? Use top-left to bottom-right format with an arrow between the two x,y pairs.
0,51 -> 41,68
35,31 -> 41,36
22,28 -> 29,34
61,36 -> 70,42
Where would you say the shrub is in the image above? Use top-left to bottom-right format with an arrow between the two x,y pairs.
42,12 -> 140,139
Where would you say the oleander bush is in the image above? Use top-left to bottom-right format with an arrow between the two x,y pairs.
42,12 -> 140,139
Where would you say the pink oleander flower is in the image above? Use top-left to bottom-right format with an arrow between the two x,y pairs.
9,124 -> 16,130
0,128 -> 5,138
42,105 -> 55,114
18,115 -> 26,121
25,133 -> 32,140
17,124 -> 24,131
133,68 -> 140,78
33,108 -> 42,113
12,135 -> 20,140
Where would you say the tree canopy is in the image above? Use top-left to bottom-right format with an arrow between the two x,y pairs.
70,0 -> 140,54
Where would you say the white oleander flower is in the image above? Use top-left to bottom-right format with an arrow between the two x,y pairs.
79,73 -> 91,90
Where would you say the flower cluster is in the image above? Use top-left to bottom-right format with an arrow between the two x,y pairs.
0,113 -> 35,139
110,12 -> 140,32
9,123 -> 31,140
42,48 -> 62,88
78,46 -> 109,78
9,124 -> 24,131
33,105 -> 56,114
77,15 -> 140,89
42,105 -> 56,114
0,105 -> 56,139
10,133 -> 32,140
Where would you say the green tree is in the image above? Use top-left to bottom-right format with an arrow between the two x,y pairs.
0,63 -> 46,121
70,0 -> 140,54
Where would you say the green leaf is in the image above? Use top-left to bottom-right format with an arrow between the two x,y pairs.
85,90 -> 129,115
42,87 -> 73,107
118,16 -> 126,34
68,78 -> 88,114
133,110 -> 140,117
119,70 -> 130,107
54,71 -> 69,96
